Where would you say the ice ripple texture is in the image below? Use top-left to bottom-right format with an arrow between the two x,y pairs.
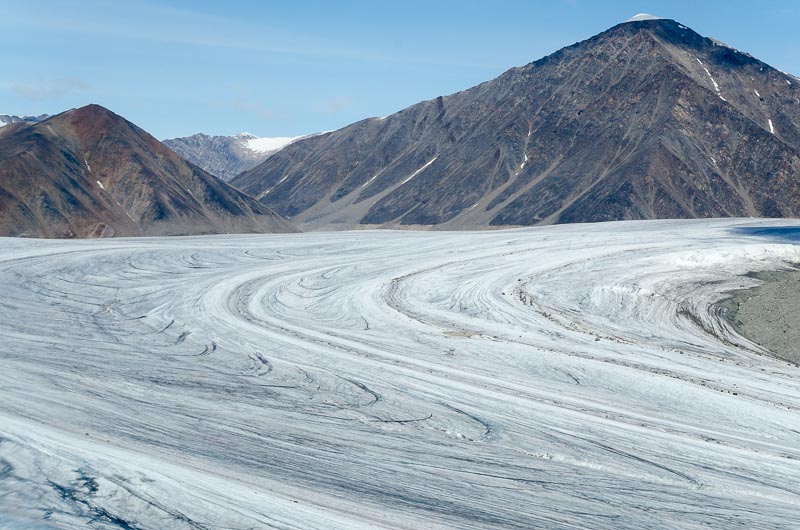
1,218 -> 800,529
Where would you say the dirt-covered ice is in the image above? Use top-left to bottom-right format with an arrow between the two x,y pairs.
719,268 -> 800,365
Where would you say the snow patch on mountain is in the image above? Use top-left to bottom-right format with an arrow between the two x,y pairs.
239,134 -> 303,154
400,157 -> 437,185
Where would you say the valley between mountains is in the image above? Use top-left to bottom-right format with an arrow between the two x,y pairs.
3,12 -> 800,530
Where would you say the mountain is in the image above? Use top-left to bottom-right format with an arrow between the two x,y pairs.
164,132 -> 306,181
232,16 -> 800,230
0,105 -> 298,238
0,114 -> 49,127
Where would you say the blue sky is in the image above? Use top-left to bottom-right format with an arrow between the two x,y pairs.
3,0 -> 799,139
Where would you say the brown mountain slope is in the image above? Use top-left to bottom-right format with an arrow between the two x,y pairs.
232,18 -> 800,230
0,105 -> 298,238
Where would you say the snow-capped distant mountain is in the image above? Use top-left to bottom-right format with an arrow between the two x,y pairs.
0,114 -> 49,127
164,132 -> 308,181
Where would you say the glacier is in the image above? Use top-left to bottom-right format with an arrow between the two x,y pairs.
1,218 -> 800,529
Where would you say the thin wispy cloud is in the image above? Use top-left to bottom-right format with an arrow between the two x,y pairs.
3,1 -> 499,69
4,0 -> 797,140
206,87 -> 277,123
322,96 -> 353,114
2,77 -> 91,100
230,100 -> 275,121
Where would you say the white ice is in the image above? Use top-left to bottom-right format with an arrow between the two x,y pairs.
2,218 -> 800,528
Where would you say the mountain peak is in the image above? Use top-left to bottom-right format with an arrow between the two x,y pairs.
65,103 -> 124,123
233,13 -> 800,231
625,13 -> 664,23
53,104 -> 130,133
0,105 -> 298,237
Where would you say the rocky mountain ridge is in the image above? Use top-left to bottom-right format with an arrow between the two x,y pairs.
0,114 -> 49,127
232,17 -> 800,230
